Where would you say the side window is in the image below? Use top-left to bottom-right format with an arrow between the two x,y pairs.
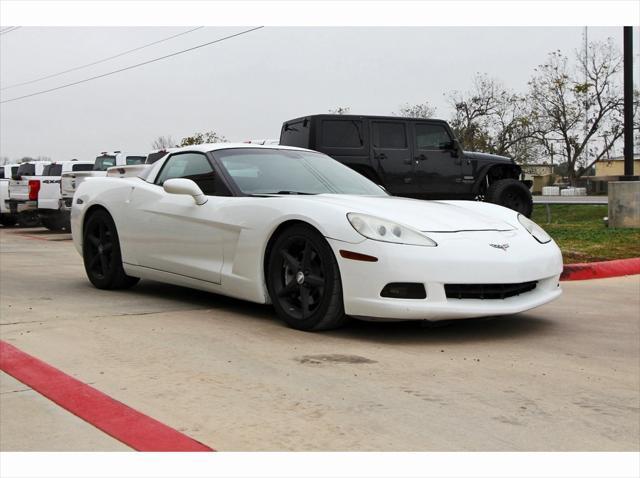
155,153 -> 228,196
126,156 -> 146,165
415,124 -> 452,150
372,122 -> 407,149
72,163 -> 93,172
45,164 -> 62,176
321,120 -> 363,148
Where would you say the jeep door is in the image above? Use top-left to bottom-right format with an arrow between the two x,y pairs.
411,122 -> 470,197
370,120 -> 414,194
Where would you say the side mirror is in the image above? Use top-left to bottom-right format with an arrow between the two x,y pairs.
163,178 -> 207,205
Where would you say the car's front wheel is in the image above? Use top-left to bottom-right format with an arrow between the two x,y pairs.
83,209 -> 139,290
266,224 -> 347,331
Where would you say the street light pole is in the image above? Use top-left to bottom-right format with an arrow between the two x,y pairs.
623,26 -> 634,178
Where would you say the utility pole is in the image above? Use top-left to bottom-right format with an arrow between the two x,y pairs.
622,26 -> 635,178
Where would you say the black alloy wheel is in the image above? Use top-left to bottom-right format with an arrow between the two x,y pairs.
82,209 -> 139,289
267,224 -> 347,331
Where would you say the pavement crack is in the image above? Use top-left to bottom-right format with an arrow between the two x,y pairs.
0,320 -> 42,326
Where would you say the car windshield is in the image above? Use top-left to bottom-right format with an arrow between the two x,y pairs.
94,155 -> 116,171
214,148 -> 387,196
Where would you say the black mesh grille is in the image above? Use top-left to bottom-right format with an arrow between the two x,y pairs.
445,281 -> 537,300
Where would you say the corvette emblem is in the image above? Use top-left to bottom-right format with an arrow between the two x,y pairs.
489,243 -> 510,251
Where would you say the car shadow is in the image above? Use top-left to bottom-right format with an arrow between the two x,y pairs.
128,280 -> 554,345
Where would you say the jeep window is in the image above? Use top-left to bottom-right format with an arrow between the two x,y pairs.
321,120 -> 363,148
126,155 -> 146,165
280,119 -> 310,148
415,124 -> 452,150
17,164 -> 36,176
43,164 -> 63,176
94,155 -> 116,171
372,122 -> 407,149
72,163 -> 94,172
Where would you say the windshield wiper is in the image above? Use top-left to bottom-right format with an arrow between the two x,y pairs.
272,190 -> 316,195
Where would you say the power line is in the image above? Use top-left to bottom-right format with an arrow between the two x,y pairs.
1,26 -> 205,91
0,26 -> 21,35
0,26 -> 264,104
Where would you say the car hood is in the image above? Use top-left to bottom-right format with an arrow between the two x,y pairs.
464,151 -> 513,163
303,195 -> 516,232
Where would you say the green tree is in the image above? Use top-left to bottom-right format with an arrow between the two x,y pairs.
328,106 -> 351,115
179,131 -> 227,146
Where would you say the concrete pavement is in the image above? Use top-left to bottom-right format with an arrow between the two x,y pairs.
1,227 -> 638,451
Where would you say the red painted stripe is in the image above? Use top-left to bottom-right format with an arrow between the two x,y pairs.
0,341 -> 214,452
561,257 -> 640,281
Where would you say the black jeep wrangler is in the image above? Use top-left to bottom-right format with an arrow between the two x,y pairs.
279,114 -> 533,216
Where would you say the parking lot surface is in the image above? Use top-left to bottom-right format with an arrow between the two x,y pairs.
1,227 -> 638,451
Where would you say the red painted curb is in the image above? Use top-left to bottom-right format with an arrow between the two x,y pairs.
561,257 -> 640,281
0,341 -> 214,452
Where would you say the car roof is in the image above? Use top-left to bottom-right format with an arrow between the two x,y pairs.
171,143 -> 314,154
283,114 -> 450,124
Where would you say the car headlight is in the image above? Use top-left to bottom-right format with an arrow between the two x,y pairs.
347,213 -> 437,246
518,214 -> 551,244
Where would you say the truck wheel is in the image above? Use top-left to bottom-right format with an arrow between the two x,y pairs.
0,215 -> 18,227
41,214 -> 69,232
486,179 -> 533,217
83,209 -> 139,290
17,211 -> 41,228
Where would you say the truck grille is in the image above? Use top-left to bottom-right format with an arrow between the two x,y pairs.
445,281 -> 537,300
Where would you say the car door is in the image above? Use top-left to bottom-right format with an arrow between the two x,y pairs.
370,120 -> 414,194
127,152 -> 226,284
411,122 -> 468,197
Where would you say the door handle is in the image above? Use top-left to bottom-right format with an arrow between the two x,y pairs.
374,152 -> 387,160
415,154 -> 428,161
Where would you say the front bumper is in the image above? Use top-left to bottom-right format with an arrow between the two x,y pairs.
328,229 -> 563,321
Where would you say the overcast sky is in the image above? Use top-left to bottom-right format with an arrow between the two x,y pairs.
1,26 -> 638,161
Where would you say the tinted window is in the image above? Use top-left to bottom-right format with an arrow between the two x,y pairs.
372,122 -> 407,148
155,153 -> 227,196
72,163 -> 94,172
0,169 -> 4,179
43,164 -> 62,176
216,148 -> 386,196
94,155 -> 116,171
145,151 -> 168,164
17,164 -> 36,176
280,119 -> 310,148
321,120 -> 363,148
126,156 -> 145,165
416,124 -> 452,150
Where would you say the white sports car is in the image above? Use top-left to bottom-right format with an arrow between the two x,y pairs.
71,144 -> 563,331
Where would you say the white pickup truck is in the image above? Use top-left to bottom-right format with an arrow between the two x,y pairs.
6,161 -> 51,227
34,160 -> 94,230
1,164 -> 20,226
60,151 -> 146,211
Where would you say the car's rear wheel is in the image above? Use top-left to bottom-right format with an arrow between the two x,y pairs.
83,209 -> 139,290
17,211 -> 40,227
266,224 -> 347,331
486,178 -> 533,217
0,215 -> 18,227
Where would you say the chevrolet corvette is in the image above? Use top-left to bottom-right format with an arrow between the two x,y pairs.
71,144 -> 563,331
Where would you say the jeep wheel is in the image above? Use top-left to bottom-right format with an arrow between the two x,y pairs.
486,179 -> 533,217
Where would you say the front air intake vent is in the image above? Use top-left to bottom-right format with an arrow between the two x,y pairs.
380,283 -> 427,299
445,281 -> 537,300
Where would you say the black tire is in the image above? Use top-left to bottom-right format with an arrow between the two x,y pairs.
266,224 -> 347,331
17,211 -> 40,228
0,215 -> 18,227
486,178 -> 533,217
82,209 -> 139,290
40,214 -> 69,232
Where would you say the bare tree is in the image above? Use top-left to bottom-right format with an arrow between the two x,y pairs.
394,101 -> 436,119
527,39 -> 635,184
151,135 -> 176,149
449,74 -> 540,163
328,106 -> 351,115
179,131 -> 227,146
